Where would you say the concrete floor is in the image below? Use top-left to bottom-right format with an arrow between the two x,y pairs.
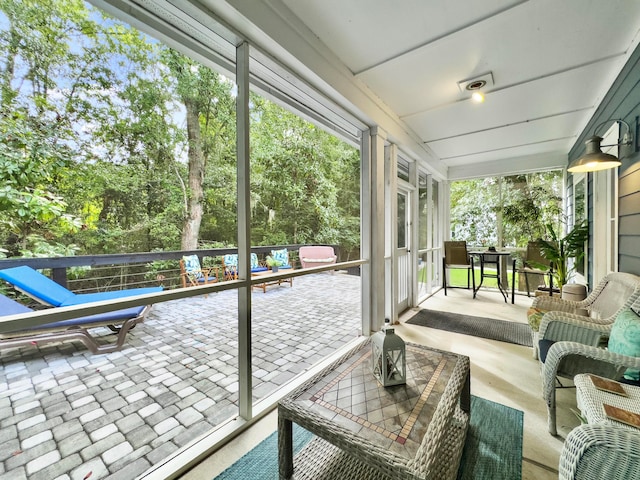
182,288 -> 581,480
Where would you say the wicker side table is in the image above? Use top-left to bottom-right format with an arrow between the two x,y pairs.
575,373 -> 640,431
278,339 -> 470,480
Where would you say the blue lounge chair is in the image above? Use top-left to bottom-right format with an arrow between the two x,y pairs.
0,293 -> 152,354
0,265 -> 162,307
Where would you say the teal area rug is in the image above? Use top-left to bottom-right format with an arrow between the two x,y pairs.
456,396 -> 523,480
214,396 -> 523,480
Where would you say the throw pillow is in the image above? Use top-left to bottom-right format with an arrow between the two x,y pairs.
608,307 -> 640,381
527,306 -> 548,332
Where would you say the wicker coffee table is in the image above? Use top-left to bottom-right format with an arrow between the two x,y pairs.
278,339 -> 470,480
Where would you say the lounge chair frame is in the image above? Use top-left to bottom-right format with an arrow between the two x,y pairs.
0,305 -> 150,354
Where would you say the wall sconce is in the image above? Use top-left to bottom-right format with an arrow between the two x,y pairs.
568,119 -> 633,173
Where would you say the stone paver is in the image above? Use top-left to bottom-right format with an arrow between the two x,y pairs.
0,273 -> 361,478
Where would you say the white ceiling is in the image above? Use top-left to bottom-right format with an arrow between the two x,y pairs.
216,0 -> 640,178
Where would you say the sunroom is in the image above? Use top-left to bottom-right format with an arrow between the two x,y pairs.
1,1 -> 640,480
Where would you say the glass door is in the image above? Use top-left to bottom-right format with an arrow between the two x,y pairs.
417,173 -> 440,302
396,189 -> 410,312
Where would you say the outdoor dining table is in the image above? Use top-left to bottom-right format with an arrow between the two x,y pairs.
469,250 -> 511,302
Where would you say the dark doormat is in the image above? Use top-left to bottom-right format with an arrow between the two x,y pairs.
406,309 -> 533,347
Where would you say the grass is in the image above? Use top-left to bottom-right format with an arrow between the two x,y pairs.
448,268 -> 501,289
420,266 -> 535,293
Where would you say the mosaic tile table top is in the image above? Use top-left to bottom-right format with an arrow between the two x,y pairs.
278,339 -> 470,479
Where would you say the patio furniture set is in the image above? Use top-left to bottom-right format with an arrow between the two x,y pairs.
181,246 -> 336,290
442,240 -> 552,304
522,271 -> 640,478
0,246 -> 337,355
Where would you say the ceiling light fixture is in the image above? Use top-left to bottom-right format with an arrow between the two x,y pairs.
471,90 -> 485,103
567,119 -> 633,173
458,72 -> 493,104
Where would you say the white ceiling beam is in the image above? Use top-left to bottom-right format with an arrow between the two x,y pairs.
447,152 -> 567,180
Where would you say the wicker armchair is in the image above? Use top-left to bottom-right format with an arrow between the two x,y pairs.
528,272 -> 640,359
542,339 -> 640,435
559,424 -> 640,479
539,295 -> 640,435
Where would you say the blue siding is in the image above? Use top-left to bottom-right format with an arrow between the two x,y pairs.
568,44 -> 640,280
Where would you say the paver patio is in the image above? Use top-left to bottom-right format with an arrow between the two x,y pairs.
0,272 -> 361,480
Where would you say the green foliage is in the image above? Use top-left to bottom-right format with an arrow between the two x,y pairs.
0,0 -> 361,261
249,96 -> 360,254
16,234 -> 79,258
537,220 -> 589,287
450,172 -> 563,248
265,255 -> 284,267
145,258 -> 179,286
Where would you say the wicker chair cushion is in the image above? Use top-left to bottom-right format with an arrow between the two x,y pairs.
538,338 -> 555,363
608,307 -> 640,380
527,306 -> 548,331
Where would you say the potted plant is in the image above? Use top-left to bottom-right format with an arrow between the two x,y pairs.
265,255 -> 283,272
536,220 -> 589,290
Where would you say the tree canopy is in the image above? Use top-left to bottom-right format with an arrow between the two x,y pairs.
0,0 -> 360,259
450,172 -> 563,249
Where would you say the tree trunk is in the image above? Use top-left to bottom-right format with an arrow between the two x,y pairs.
0,24 -> 19,110
181,98 -> 205,250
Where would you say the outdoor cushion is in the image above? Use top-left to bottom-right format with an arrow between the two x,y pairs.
250,253 -> 264,270
181,255 -> 217,286
58,288 -> 162,306
0,294 -> 31,315
222,254 -> 268,273
538,338 -> 555,364
0,265 -> 162,307
0,266 -> 75,306
223,254 -> 238,267
0,293 -> 145,330
302,257 -> 336,263
608,307 -> 640,381
527,306 -> 547,332
182,254 -> 205,279
271,248 -> 292,269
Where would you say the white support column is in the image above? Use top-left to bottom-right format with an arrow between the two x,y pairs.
236,41 -> 252,420
410,160 -> 419,308
360,131 -> 372,336
385,144 -> 397,323
370,127 -> 387,332
426,174 -> 434,294
443,181 -> 452,242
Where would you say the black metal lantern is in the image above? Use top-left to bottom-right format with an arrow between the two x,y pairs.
371,319 -> 406,386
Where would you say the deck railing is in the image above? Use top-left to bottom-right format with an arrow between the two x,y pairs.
0,244 -> 340,292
